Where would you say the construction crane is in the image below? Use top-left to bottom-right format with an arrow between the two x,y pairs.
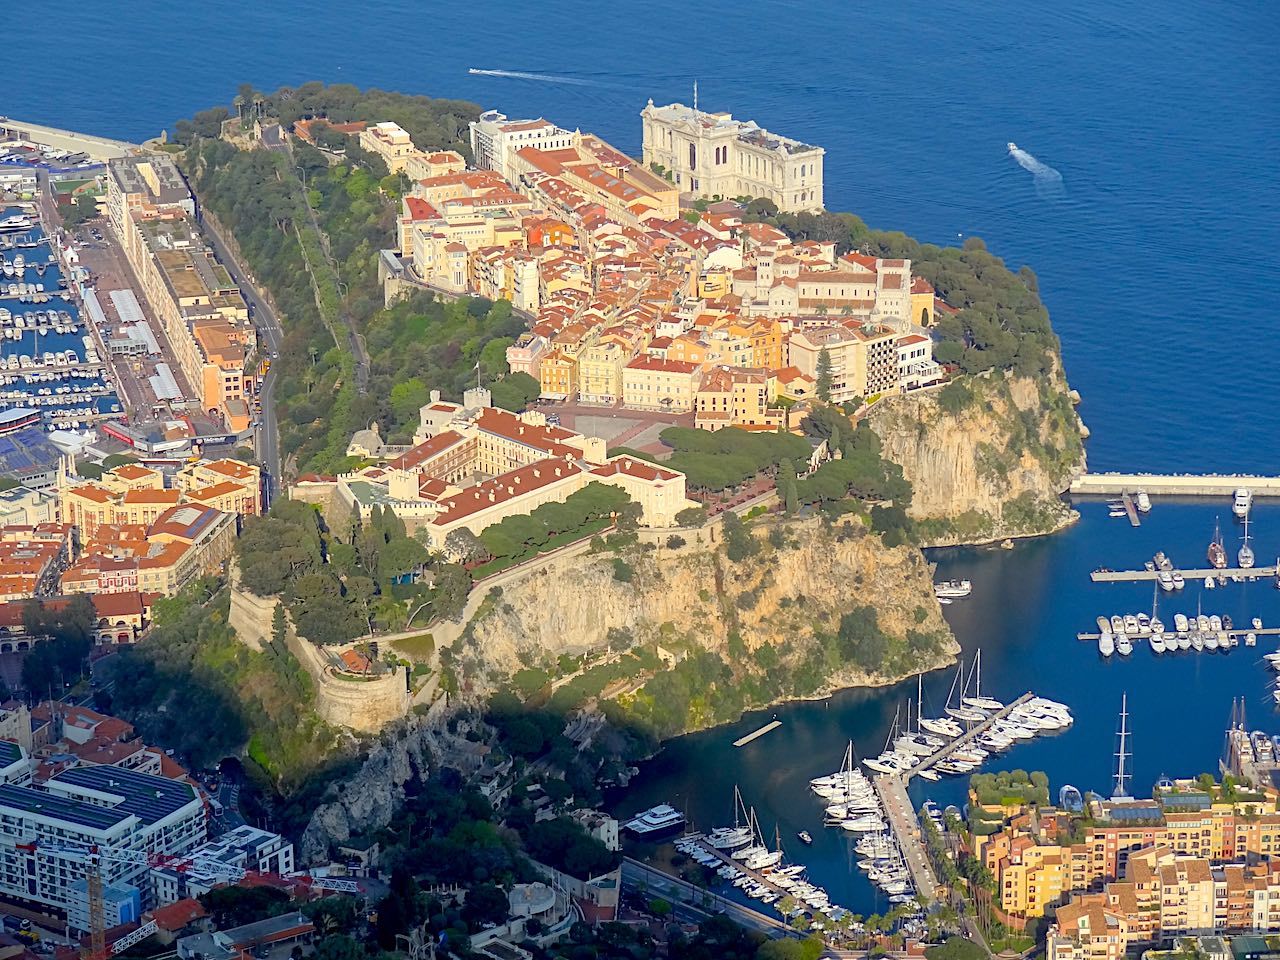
16,840 -> 360,960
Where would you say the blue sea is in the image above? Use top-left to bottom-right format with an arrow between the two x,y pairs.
10,0 -> 1279,916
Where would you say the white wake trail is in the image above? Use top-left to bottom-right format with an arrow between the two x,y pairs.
468,68 -> 592,86
1007,143 -> 1065,197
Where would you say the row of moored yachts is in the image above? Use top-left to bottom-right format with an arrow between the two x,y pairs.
1096,612 -> 1262,656
859,658 -> 1072,779
810,742 -> 914,899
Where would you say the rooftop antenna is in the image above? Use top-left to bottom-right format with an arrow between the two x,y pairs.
1112,692 -> 1133,801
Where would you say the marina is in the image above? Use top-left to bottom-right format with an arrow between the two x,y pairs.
733,719 -> 782,747
0,203 -> 124,428
1091,565 -> 1278,583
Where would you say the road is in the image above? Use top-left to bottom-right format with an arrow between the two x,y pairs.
197,209 -> 284,500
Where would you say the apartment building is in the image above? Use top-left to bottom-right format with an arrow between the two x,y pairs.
172,458 -> 262,517
693,366 -> 782,432
622,355 -> 702,412
641,100 -> 824,212
358,121 -> 423,174
106,156 -> 253,431
539,350 -> 578,400
577,340 -> 629,404
788,324 -> 900,403
152,825 -> 294,905
0,763 -> 205,927
470,112 -> 576,183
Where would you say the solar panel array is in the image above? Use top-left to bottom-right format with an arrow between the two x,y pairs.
0,783 -> 132,831
52,764 -> 198,826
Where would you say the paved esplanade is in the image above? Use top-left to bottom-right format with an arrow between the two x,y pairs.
1071,473 -> 1280,496
0,116 -> 138,159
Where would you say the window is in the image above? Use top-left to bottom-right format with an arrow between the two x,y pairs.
688,142 -> 697,171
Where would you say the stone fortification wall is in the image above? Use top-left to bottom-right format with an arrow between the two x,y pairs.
228,565 -> 409,733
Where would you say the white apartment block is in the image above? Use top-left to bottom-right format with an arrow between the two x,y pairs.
641,100 -> 824,212
0,761 -> 205,927
152,824 -> 294,905
470,111 -> 576,183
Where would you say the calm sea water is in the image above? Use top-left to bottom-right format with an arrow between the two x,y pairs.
11,0 -> 1279,917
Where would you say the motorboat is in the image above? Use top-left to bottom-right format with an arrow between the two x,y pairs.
1124,614 -> 1139,634
797,830 -> 812,845
1246,632 -> 1257,646
1254,617 -> 1264,630
1110,615 -> 1125,633
1234,487 -> 1253,518
624,803 -> 686,837
1173,572 -> 1185,590
1150,632 -> 1166,654
1136,491 -> 1152,513
1205,632 -> 1220,652
1116,634 -> 1133,656
1058,784 -> 1084,812
1098,632 -> 1114,657
934,579 -> 972,599
1096,616 -> 1111,633
1158,570 -> 1175,592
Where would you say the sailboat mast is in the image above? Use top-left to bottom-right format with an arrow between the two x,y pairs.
1113,693 -> 1132,800
917,673 -> 924,732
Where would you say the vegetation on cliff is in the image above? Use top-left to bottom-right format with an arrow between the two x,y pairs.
176,84 -> 533,474
236,498 -> 434,644
98,582 -> 340,789
448,515 -> 955,741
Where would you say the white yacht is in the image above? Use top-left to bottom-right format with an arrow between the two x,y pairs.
934,579 -> 972,599
1098,633 -> 1115,657
1136,490 -> 1152,513
624,803 -> 685,836
1234,488 -> 1253,518
1116,634 -> 1133,656
1150,632 -> 1166,654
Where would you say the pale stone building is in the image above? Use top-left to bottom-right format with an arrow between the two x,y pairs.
641,100 -> 824,212
470,111 -> 577,183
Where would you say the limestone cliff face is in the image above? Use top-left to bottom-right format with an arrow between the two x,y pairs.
869,366 -> 1087,546
298,715 -> 437,864
458,519 -> 958,712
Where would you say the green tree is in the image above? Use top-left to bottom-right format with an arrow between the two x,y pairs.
815,348 -> 833,401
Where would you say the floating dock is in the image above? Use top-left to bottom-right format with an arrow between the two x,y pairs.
1091,566 -> 1277,583
1075,627 -> 1280,643
907,692 -> 1036,779
1121,492 -> 1141,527
1071,473 -> 1280,497
734,720 -> 782,748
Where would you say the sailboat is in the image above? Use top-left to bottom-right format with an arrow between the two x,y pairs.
1148,583 -> 1166,653
1208,518 -> 1228,569
962,649 -> 1004,711
920,669 -> 965,738
707,786 -> 754,849
946,660 -> 988,722
1239,515 -> 1256,569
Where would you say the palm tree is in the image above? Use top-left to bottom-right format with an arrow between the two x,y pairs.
233,95 -> 246,122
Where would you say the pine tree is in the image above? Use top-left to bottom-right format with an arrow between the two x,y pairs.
816,347 -> 833,401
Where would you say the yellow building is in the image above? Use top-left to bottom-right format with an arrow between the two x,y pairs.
173,458 -> 262,517
622,356 -> 701,412
358,121 -> 424,174
694,366 -> 782,432
578,341 -> 629,405
539,350 -> 578,400
788,324 -> 900,402
998,839 -> 1068,919
910,276 -> 937,327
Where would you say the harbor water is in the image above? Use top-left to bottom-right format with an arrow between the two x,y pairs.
4,0 -> 1276,921
0,206 -> 121,425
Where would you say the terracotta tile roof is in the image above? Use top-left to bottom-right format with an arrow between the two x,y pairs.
431,459 -> 583,525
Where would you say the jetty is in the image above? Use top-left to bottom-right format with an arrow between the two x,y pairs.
1091,566 -> 1277,583
907,692 -> 1035,779
872,775 -> 938,897
1075,627 -> 1280,643
734,720 -> 781,747
0,116 -> 139,160
1071,473 -> 1280,498
1121,492 -> 1140,527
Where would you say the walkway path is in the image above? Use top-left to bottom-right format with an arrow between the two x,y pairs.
1071,473 -> 1280,497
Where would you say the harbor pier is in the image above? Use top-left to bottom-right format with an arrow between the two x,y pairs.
1071,473 -> 1280,498
733,720 -> 782,747
872,775 -> 938,898
0,116 -> 139,160
1091,566 -> 1277,583
907,692 -> 1035,779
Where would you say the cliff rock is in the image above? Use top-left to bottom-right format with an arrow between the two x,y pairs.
869,366 -> 1087,545
298,716 -> 436,864
452,518 -> 958,733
